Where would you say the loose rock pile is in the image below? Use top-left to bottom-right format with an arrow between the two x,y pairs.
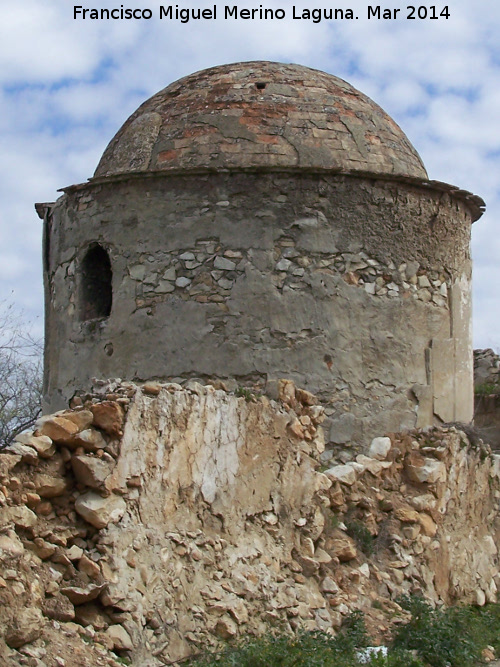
474,349 -> 500,390
474,349 -> 500,449
1,380 -> 499,665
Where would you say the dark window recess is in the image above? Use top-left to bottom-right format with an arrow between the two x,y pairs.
80,244 -> 112,320
255,82 -> 267,90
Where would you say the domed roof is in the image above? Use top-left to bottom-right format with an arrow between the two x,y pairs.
94,61 -> 427,180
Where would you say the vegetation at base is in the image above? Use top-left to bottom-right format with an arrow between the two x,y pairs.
235,386 -> 261,402
345,519 -> 374,556
474,381 -> 500,396
393,595 -> 500,666
187,611 -> 420,666
187,598 -> 500,667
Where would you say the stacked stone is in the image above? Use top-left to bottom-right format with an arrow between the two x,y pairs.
0,398 -> 134,664
128,236 -> 451,315
131,240 -> 246,310
1,381 -> 499,665
272,239 -> 449,307
474,349 -> 500,390
473,349 -> 500,450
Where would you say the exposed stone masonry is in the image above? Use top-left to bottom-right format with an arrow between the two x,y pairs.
129,236 -> 450,313
94,62 -> 428,180
474,349 -> 500,450
40,60 -> 483,444
43,171 -> 475,438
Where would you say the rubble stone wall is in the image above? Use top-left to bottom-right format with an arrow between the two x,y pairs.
1,381 -> 499,666
44,171 -> 474,445
474,349 -> 500,449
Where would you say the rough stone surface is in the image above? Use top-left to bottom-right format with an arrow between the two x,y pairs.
5,608 -> 43,648
39,63 -> 483,451
325,464 -> 357,486
74,492 -> 126,529
90,401 -> 125,437
72,455 -> 114,489
2,381 -> 499,665
474,348 -> 500,449
95,62 -> 428,179
368,436 -> 392,460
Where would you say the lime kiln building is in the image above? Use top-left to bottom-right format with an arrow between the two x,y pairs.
37,61 -> 484,445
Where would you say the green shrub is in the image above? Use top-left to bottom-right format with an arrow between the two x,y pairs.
188,599 -> 500,667
235,387 -> 259,402
392,595 -> 483,667
475,381 -> 500,396
345,520 -> 374,556
187,612 -> 422,666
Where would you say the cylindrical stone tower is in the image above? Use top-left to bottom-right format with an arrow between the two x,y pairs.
37,62 -> 484,445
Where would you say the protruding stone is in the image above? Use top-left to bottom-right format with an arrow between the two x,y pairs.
417,513 -> 438,537
68,428 -> 107,452
60,582 -> 107,605
37,416 -> 80,444
325,464 -> 357,486
327,535 -> 357,562
72,455 -> 114,489
355,455 -> 392,476
42,595 -> 75,622
142,381 -> 162,395
296,387 -> 318,406
405,455 -> 447,484
60,409 -> 94,432
0,532 -> 25,561
214,616 -> 238,639
66,545 -> 84,561
410,494 -> 437,512
395,507 -> 420,523
78,554 -> 101,579
31,537 -> 56,560
368,436 -> 392,460
106,624 -> 134,650
75,491 -> 126,529
16,434 -> 55,458
320,577 -> 340,595
5,443 -> 38,464
475,589 -> 486,607
1,506 -> 37,529
74,603 -> 110,630
33,474 -> 68,498
90,402 -> 125,437
213,256 -> 236,271
5,608 -> 43,648
278,379 -> 295,405
0,453 -> 22,478
288,418 -> 305,439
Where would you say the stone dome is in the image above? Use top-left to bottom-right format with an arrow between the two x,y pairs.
94,61 -> 428,180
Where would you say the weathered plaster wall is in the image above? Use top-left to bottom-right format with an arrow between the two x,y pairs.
43,171 -> 473,446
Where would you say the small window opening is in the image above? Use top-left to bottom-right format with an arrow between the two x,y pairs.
255,82 -> 267,90
80,244 -> 112,321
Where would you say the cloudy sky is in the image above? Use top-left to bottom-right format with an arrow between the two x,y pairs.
1,0 -> 499,348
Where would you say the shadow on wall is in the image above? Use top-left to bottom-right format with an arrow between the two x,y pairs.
80,244 -> 112,321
